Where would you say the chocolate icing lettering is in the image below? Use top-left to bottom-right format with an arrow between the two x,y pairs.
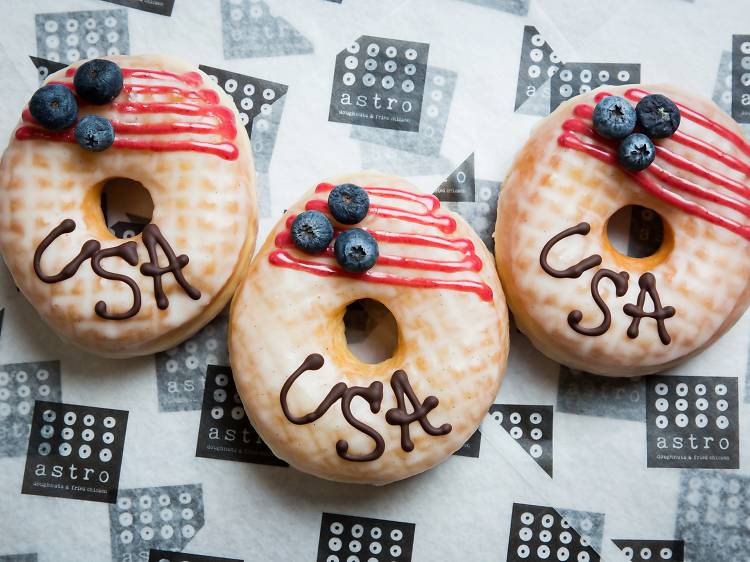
623,272 -> 675,345
33,219 -> 199,320
280,354 -> 452,462
568,269 -> 629,337
539,222 -> 602,278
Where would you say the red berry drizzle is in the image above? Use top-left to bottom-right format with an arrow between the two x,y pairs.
15,66 -> 239,160
558,88 -> 750,240
268,183 -> 494,302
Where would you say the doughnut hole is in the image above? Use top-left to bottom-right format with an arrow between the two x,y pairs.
603,205 -> 674,270
342,299 -> 399,365
92,177 -> 154,239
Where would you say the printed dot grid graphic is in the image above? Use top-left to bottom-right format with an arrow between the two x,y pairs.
675,471 -> 750,562
351,65 -> 457,157
549,62 -> 640,112
29,55 -> 67,83
195,365 -> 287,466
456,0 -> 530,16
109,484 -> 204,562
711,50 -> 750,142
646,376 -> 739,469
317,512 -> 415,562
199,64 -> 288,216
22,400 -> 128,503
0,361 -> 61,458
488,404 -> 553,477
329,35 -> 430,132
731,35 -> 750,123
507,503 -> 602,562
34,9 -> 129,64
611,539 -> 684,562
220,0 -> 313,59
148,548 -> 242,562
155,312 -> 229,412
514,25 -> 563,115
556,366 -> 646,422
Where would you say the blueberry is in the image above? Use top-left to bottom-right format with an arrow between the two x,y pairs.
74,115 -> 115,152
73,59 -> 123,105
28,84 -> 78,130
291,210 -> 334,253
636,94 -> 680,138
617,133 -> 656,172
592,96 -> 636,140
327,183 -> 370,225
334,228 -> 379,273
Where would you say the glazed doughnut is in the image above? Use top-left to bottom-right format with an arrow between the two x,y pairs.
0,55 -> 256,357
496,84 -> 750,376
229,173 -> 508,484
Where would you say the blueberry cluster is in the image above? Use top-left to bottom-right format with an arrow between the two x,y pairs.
592,93 -> 681,172
291,184 -> 379,273
27,59 -> 122,152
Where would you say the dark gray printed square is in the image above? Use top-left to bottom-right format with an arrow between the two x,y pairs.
155,313 -> 228,412
0,556 -> 37,562
22,401 -> 128,503
556,365 -> 645,421
35,9 -> 129,64
110,484 -> 204,562
507,503 -> 601,561
731,35 -> 750,123
675,471 -> 750,562
196,365 -> 287,467
514,26 -> 563,116
453,429 -> 481,458
221,0 -> 313,59
0,361 -> 62,458
30,55 -> 67,83
317,513 -> 415,562
612,539 -> 684,562
488,404 -> 553,477
456,0 -> 530,15
351,66 -> 456,157
550,63 -> 640,112
102,0 -> 175,16
646,376 -> 739,469
329,36 -> 429,132
148,550 -> 242,562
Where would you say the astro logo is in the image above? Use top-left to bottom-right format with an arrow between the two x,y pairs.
22,401 -> 128,503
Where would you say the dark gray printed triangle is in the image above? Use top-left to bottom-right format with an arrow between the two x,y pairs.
434,152 -> 475,202
220,0 -> 313,59
612,539 -> 684,562
317,512 -> 415,562
507,503 -> 602,562
29,55 -> 67,83
549,62 -> 640,112
514,25 -> 563,115
195,365 -> 287,467
109,484 -> 204,561
0,361 -> 62,458
453,429 -> 481,457
488,404 -> 553,477
148,550 -> 243,562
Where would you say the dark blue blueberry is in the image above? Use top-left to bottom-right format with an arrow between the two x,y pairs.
636,94 -> 681,138
592,96 -> 636,140
327,183 -> 370,225
290,210 -> 334,253
28,84 -> 78,130
74,115 -> 115,152
73,59 -> 123,105
334,228 -> 379,273
617,133 -> 655,172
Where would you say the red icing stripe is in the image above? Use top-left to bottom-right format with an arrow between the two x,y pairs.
560,91 -> 750,240
269,184 -> 493,301
17,67 -> 238,160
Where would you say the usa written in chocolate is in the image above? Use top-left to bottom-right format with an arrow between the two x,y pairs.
540,222 -> 675,344
280,354 -> 452,462
33,218 -> 201,320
